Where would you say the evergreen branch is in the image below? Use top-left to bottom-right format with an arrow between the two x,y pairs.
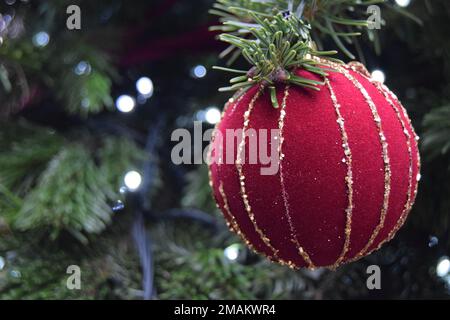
387,3 -> 423,26
0,4 -> 117,117
210,0 -> 387,62
0,122 -> 146,243
0,226 -> 142,300
214,11 -> 341,107
210,1 -> 393,106
422,105 -> 450,161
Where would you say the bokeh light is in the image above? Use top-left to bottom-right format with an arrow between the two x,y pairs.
116,95 -> 136,113
136,77 -> 154,97
371,69 -> 386,83
32,31 -> 50,47
124,171 -> 142,191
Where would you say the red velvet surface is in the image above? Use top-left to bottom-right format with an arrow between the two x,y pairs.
210,64 -> 420,268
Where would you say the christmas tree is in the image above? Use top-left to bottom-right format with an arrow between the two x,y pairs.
0,0 -> 449,300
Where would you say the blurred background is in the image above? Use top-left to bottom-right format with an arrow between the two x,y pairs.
0,0 -> 449,299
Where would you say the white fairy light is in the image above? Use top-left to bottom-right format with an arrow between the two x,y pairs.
205,107 -> 221,124
74,61 -> 91,75
371,69 -> 386,83
395,0 -> 411,7
119,186 -> 127,194
136,77 -> 154,97
437,257 -> 450,278
192,65 -> 207,78
224,244 -> 240,261
81,98 -> 90,109
112,200 -> 125,212
428,236 -> 439,248
124,171 -> 142,191
32,31 -> 50,47
116,95 -> 136,113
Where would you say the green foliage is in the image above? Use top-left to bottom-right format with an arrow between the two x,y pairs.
0,122 -> 146,243
415,105 -> 450,238
211,0 -> 385,63
0,121 -> 64,193
99,136 -> 148,188
0,1 -> 117,117
0,222 -> 142,300
422,105 -> 450,162
55,49 -> 115,116
13,144 -> 115,241
152,221 -> 301,300
215,11 -> 340,102
162,168 -> 450,300
0,60 -> 30,117
210,0 -> 391,107
182,165 -> 220,214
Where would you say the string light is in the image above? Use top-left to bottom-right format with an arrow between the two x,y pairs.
192,65 -> 207,78
32,31 -> 50,47
116,95 -> 136,113
428,236 -> 439,248
81,98 -> 90,109
395,0 -> 411,7
74,61 -> 91,75
119,186 -> 127,194
205,107 -> 221,124
124,170 -> 142,191
112,200 -> 125,212
437,257 -> 450,278
224,244 -> 240,261
136,77 -> 154,97
371,69 -> 386,83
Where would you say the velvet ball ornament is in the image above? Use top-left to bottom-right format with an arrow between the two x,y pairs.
208,61 -> 421,269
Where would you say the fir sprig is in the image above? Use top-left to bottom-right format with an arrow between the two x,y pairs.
214,11 -> 340,107
211,0 -> 386,62
0,122 -> 146,243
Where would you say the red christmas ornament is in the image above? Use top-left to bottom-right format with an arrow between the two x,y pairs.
208,61 -> 421,269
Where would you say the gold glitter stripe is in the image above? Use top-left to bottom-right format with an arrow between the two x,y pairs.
324,79 -> 354,270
277,85 -> 316,269
219,182 -> 243,234
236,86 -> 281,260
346,61 -> 420,205
207,91 -> 249,234
208,90 -> 246,187
373,83 -> 414,246
331,63 -> 392,262
218,180 -> 299,267
347,64 -> 416,249
207,90 -> 292,267
218,182 -> 262,253
381,87 -> 422,206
